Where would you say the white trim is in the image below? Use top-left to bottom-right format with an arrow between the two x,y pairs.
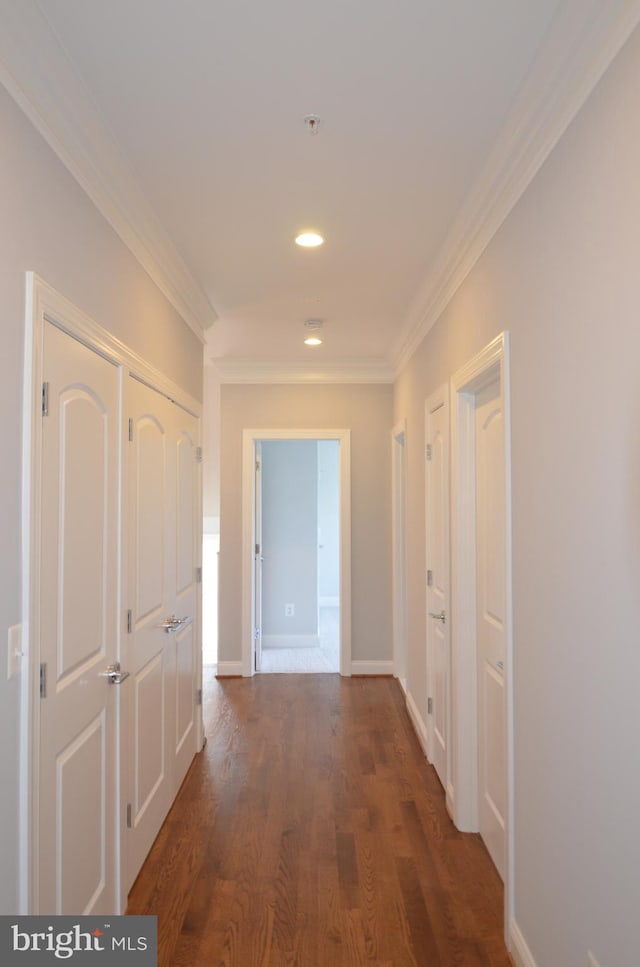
405,690 -> 429,758
319,595 -> 340,608
242,429 -> 351,678
215,358 -> 394,384
215,662 -> 244,677
509,920 -> 538,967
450,332 -> 514,945
351,661 -> 394,676
392,1 -> 640,373
0,2 -> 215,340
21,272 -> 202,915
391,419 -> 408,683
262,635 -> 321,650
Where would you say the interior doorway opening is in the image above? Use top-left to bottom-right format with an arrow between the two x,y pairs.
242,428 -> 351,677
257,439 -> 340,674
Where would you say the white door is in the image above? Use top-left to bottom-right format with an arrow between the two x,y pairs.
38,321 -> 120,914
126,378 -> 200,886
475,379 -> 507,878
253,443 -> 263,672
425,392 -> 450,792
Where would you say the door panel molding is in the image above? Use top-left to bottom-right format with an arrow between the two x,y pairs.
450,331 -> 513,943
241,429 -> 351,678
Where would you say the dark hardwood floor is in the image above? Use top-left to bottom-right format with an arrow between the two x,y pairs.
127,671 -> 512,966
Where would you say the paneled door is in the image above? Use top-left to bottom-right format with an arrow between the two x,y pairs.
476,379 -> 507,878
38,320 -> 120,914
126,378 -> 199,887
425,390 -> 450,793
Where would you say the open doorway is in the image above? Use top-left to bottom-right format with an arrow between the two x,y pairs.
258,439 -> 340,673
242,428 -> 351,677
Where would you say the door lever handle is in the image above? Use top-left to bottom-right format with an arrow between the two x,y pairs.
100,661 -> 130,685
157,614 -> 192,634
428,611 -> 446,624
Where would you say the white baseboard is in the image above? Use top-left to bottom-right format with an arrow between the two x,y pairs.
398,676 -> 407,695
262,634 -> 320,649
509,920 -> 538,967
446,781 -> 455,821
405,689 -> 429,758
216,661 -> 243,677
350,660 -> 394,675
319,596 -> 340,607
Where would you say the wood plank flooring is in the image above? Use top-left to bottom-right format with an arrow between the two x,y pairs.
127,672 -> 512,966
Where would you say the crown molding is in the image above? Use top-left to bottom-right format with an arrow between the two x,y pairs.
213,357 -> 395,385
0,0 -> 216,343
391,0 -> 640,374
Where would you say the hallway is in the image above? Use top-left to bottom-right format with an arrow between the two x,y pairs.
127,672 -> 510,966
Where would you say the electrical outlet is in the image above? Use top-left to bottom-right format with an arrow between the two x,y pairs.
7,624 -> 22,680
587,953 -> 601,967
285,603 -> 295,617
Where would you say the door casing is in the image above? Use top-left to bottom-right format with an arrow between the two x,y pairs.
391,420 -> 408,689
21,273 -> 203,914
241,428 -> 351,677
450,332 -> 513,941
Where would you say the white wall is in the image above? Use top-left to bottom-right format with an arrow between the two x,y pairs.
0,83 -> 203,914
218,383 -> 393,665
395,24 -> 640,967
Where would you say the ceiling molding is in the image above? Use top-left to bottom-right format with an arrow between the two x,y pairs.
213,358 -> 395,385
391,0 -> 640,374
0,0 -> 217,343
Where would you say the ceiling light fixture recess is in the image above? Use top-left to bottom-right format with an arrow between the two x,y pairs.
295,231 -> 324,248
304,319 -> 323,346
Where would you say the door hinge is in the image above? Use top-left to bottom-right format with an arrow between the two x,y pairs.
39,663 -> 47,698
427,569 -> 433,587
196,566 -> 202,584
427,697 -> 433,715
254,628 -> 259,640
255,543 -> 260,556
126,609 -> 132,634
197,688 -> 202,706
255,459 -> 261,472
195,446 -> 203,463
425,443 -> 432,461
128,418 -> 133,442
126,803 -> 132,829
41,382 -> 49,417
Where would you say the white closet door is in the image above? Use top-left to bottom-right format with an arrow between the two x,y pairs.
39,321 -> 120,914
126,378 -> 199,887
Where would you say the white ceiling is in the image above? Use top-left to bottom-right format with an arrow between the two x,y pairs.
7,1 -> 637,379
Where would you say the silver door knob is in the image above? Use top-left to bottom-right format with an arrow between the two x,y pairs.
157,614 -> 192,633
100,661 -> 130,685
429,611 -> 446,624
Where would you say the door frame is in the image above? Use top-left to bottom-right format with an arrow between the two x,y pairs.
450,331 -> 514,939
391,420 -> 408,690
241,428 -> 351,677
21,273 -> 202,914
424,385 -> 452,812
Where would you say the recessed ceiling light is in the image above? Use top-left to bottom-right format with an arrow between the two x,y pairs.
304,318 -> 323,346
304,336 -> 323,347
295,232 -> 324,248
